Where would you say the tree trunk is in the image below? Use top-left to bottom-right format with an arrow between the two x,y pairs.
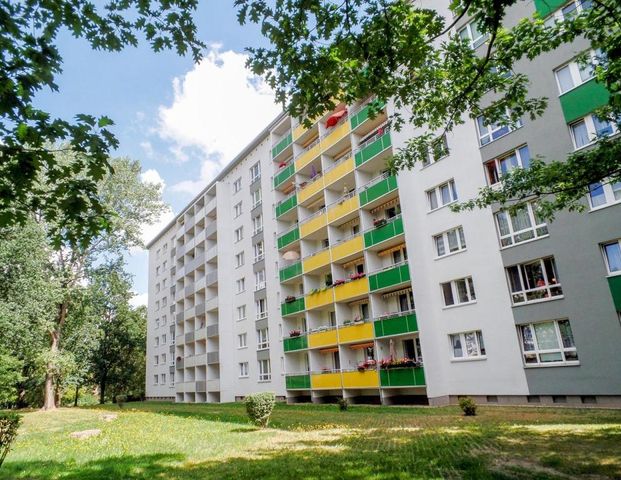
74,384 -> 79,407
99,372 -> 107,404
42,301 -> 68,410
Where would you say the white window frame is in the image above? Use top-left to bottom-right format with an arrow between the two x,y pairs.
235,252 -> 245,268
554,50 -> 601,95
234,227 -> 244,243
258,359 -> 271,381
476,115 -> 522,146
602,239 -> 621,276
239,362 -> 249,378
153,374 -> 159,385
517,319 -> 579,366
252,214 -> 263,235
421,134 -> 449,167
255,270 -> 266,291
427,179 -> 458,212
254,241 -> 265,262
257,328 -> 270,350
154,355 -> 159,366
570,114 -> 618,151
544,0 -> 591,26
506,257 -> 563,306
237,305 -> 247,321
238,333 -> 248,349
449,330 -> 486,360
587,180 -> 621,210
495,203 -> 549,248
457,20 -> 488,49
484,145 -> 531,185
233,177 -> 242,193
441,276 -> 477,308
251,189 -> 262,208
255,298 -> 267,319
234,202 -> 243,218
433,226 -> 466,258
236,278 -> 246,294
161,373 -> 166,384
250,162 -> 261,183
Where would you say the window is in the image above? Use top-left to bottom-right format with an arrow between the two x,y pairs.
234,227 -> 244,242
238,333 -> 247,348
252,214 -> 263,235
587,180 -> 621,209
256,298 -> 267,319
234,202 -> 243,218
162,260 -> 167,270
237,305 -> 247,321
458,20 -> 488,48
441,277 -> 476,307
153,374 -> 159,385
518,319 -> 578,365
156,266 -> 160,276
495,203 -> 548,247
554,50 -> 602,94
239,362 -> 249,378
236,278 -> 246,293
602,240 -> 621,274
570,114 -> 618,150
161,353 -> 166,364
154,336 -> 159,347
162,278 -> 167,288
250,162 -> 261,183
255,270 -> 266,291
258,359 -> 271,381
156,283 -> 160,293
251,189 -> 262,208
161,334 -> 167,344
476,115 -> 522,146
544,0 -> 592,26
161,297 -> 167,307
254,241 -> 265,262
170,372 -> 174,386
391,246 -> 407,265
156,248 -> 160,259
398,290 -> 415,312
422,134 -> 449,167
450,330 -> 486,359
257,328 -> 269,350
235,252 -> 245,268
427,180 -> 458,211
161,373 -> 166,384
233,177 -> 242,193
434,226 -> 466,257
154,355 -> 159,365
506,257 -> 563,305
484,145 -> 531,185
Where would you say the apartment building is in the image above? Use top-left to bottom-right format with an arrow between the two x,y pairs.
146,0 -> 621,406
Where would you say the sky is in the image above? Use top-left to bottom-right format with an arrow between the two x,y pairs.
36,2 -> 283,307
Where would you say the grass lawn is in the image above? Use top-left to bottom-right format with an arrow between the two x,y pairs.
1,401 -> 620,479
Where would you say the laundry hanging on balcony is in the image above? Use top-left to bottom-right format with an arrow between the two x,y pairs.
326,109 -> 347,127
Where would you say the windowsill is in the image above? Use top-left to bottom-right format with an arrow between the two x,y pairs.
606,272 -> 621,278
589,199 -> 621,213
257,346 -> 270,351
239,375 -> 249,379
442,300 -> 477,310
479,124 -> 523,148
237,346 -> 248,350
258,379 -> 272,383
434,249 -> 467,261
574,131 -> 620,152
237,318 -> 247,322
499,234 -> 550,250
450,356 -> 487,363
524,361 -> 580,369
511,295 -> 564,308
427,200 -> 458,215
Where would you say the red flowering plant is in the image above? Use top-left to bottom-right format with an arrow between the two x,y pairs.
373,218 -> 387,228
284,295 -> 297,303
289,329 -> 301,337
349,272 -> 366,281
333,279 -> 346,286
380,357 -> 421,369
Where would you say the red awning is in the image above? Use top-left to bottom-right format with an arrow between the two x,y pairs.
326,109 -> 347,127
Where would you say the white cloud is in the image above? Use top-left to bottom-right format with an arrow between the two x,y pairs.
140,141 -> 154,158
158,47 -> 281,195
140,168 -> 165,187
132,168 -> 174,251
130,292 -> 148,308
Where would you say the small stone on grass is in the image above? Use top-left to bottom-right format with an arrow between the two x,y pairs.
102,414 -> 117,422
70,429 -> 101,439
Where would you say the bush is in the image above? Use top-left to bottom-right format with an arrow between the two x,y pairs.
0,412 -> 21,468
245,392 -> 275,427
459,397 -> 477,416
337,398 -> 349,411
116,395 -> 127,409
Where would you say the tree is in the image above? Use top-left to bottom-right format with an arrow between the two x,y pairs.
0,0 -> 204,246
236,0 -> 621,217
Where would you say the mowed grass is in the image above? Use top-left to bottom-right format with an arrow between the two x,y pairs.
2,401 -> 620,479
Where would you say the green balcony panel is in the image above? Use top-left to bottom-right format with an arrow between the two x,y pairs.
608,275 -> 621,312
374,313 -> 418,337
286,374 -> 311,389
380,367 -> 425,387
355,132 -> 392,167
272,132 -> 293,158
559,79 -> 610,123
281,297 -> 305,316
359,175 -> 398,206
368,264 -> 411,292
364,217 -> 404,248
274,163 -> 296,190
276,194 -> 297,218
279,262 -> 303,283
533,0 -> 566,17
277,227 -> 300,250
284,335 -> 308,352
350,100 -> 386,130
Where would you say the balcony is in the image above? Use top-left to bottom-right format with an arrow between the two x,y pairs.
342,369 -> 379,389
368,263 -> 411,292
333,277 -> 369,303
207,351 -> 219,364
305,288 -> 335,310
327,195 -> 359,226
299,210 -> 327,238
379,367 -> 425,388
279,262 -> 303,283
311,371 -> 342,389
608,275 -> 621,311
286,373 -> 311,389
206,324 -> 219,338
338,321 -> 374,344
308,328 -> 338,348
277,226 -> 300,250
363,216 -> 404,249
321,119 -> 351,153
295,137 -> 322,171
323,156 -> 354,188
302,248 -> 331,274
559,78 -> 610,123
276,193 -> 297,219
359,174 -> 398,208
283,334 -> 308,352
273,163 -> 295,190
272,130 -> 293,159
281,297 -> 305,316
374,311 -> 418,337
331,235 -> 364,264
350,99 -> 386,128
297,175 -> 324,205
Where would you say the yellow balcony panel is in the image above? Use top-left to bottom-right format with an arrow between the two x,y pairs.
342,370 -> 379,389
300,212 -> 327,238
324,157 -> 354,188
298,177 -> 325,205
334,278 -> 369,303
311,372 -> 342,389
295,141 -> 322,171
303,249 -> 331,274
321,121 -> 351,152
293,122 -> 308,141
327,195 -> 359,225
308,329 -> 338,348
338,322 -> 374,344
331,236 -> 364,264
305,288 -> 335,310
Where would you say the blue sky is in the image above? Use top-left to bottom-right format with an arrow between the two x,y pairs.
37,3 -> 282,305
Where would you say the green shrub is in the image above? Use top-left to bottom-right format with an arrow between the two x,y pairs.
245,392 -> 275,427
0,412 -> 21,468
116,395 -> 127,409
337,398 -> 349,411
459,397 -> 477,416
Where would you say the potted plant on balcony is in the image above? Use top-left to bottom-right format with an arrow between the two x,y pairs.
373,218 -> 387,228
289,329 -> 301,337
333,279 -> 346,286
321,367 -> 331,374
349,272 -> 366,281
352,315 -> 363,325
284,295 -> 297,304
